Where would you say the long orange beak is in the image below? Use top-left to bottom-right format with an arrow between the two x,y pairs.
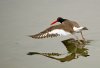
50,20 -> 58,25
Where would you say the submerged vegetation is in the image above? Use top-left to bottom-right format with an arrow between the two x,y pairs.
27,38 -> 91,62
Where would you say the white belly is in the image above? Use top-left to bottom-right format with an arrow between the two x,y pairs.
49,29 -> 71,36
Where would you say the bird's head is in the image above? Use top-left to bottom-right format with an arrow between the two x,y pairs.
50,17 -> 66,25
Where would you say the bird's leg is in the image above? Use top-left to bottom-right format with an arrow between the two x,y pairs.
80,31 -> 87,46
73,34 -> 82,44
74,34 -> 79,41
80,31 -> 85,41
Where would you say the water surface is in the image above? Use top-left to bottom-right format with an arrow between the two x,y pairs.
0,0 -> 100,68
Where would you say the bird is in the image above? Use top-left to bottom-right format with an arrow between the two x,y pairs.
29,17 -> 88,41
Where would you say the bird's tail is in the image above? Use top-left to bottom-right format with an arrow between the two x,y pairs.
82,27 -> 88,30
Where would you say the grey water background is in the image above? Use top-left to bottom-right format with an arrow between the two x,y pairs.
0,0 -> 100,68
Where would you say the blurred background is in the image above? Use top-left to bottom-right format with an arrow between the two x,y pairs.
0,0 -> 100,68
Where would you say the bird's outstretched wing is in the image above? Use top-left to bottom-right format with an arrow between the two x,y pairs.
29,24 -> 69,39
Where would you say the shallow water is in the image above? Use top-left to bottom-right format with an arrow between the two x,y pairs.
0,0 -> 100,68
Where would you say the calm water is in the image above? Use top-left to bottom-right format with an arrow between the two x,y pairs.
0,0 -> 100,68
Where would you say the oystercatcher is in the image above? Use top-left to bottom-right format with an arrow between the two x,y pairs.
29,17 -> 88,40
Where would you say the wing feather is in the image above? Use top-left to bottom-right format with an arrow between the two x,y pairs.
29,24 -> 71,39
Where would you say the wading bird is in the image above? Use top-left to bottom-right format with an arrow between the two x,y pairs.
29,17 -> 88,41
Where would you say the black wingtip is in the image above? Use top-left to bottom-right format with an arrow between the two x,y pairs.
28,35 -> 32,37
28,35 -> 42,39
28,35 -> 34,38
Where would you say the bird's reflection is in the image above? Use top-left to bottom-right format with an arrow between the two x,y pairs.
27,38 -> 91,62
